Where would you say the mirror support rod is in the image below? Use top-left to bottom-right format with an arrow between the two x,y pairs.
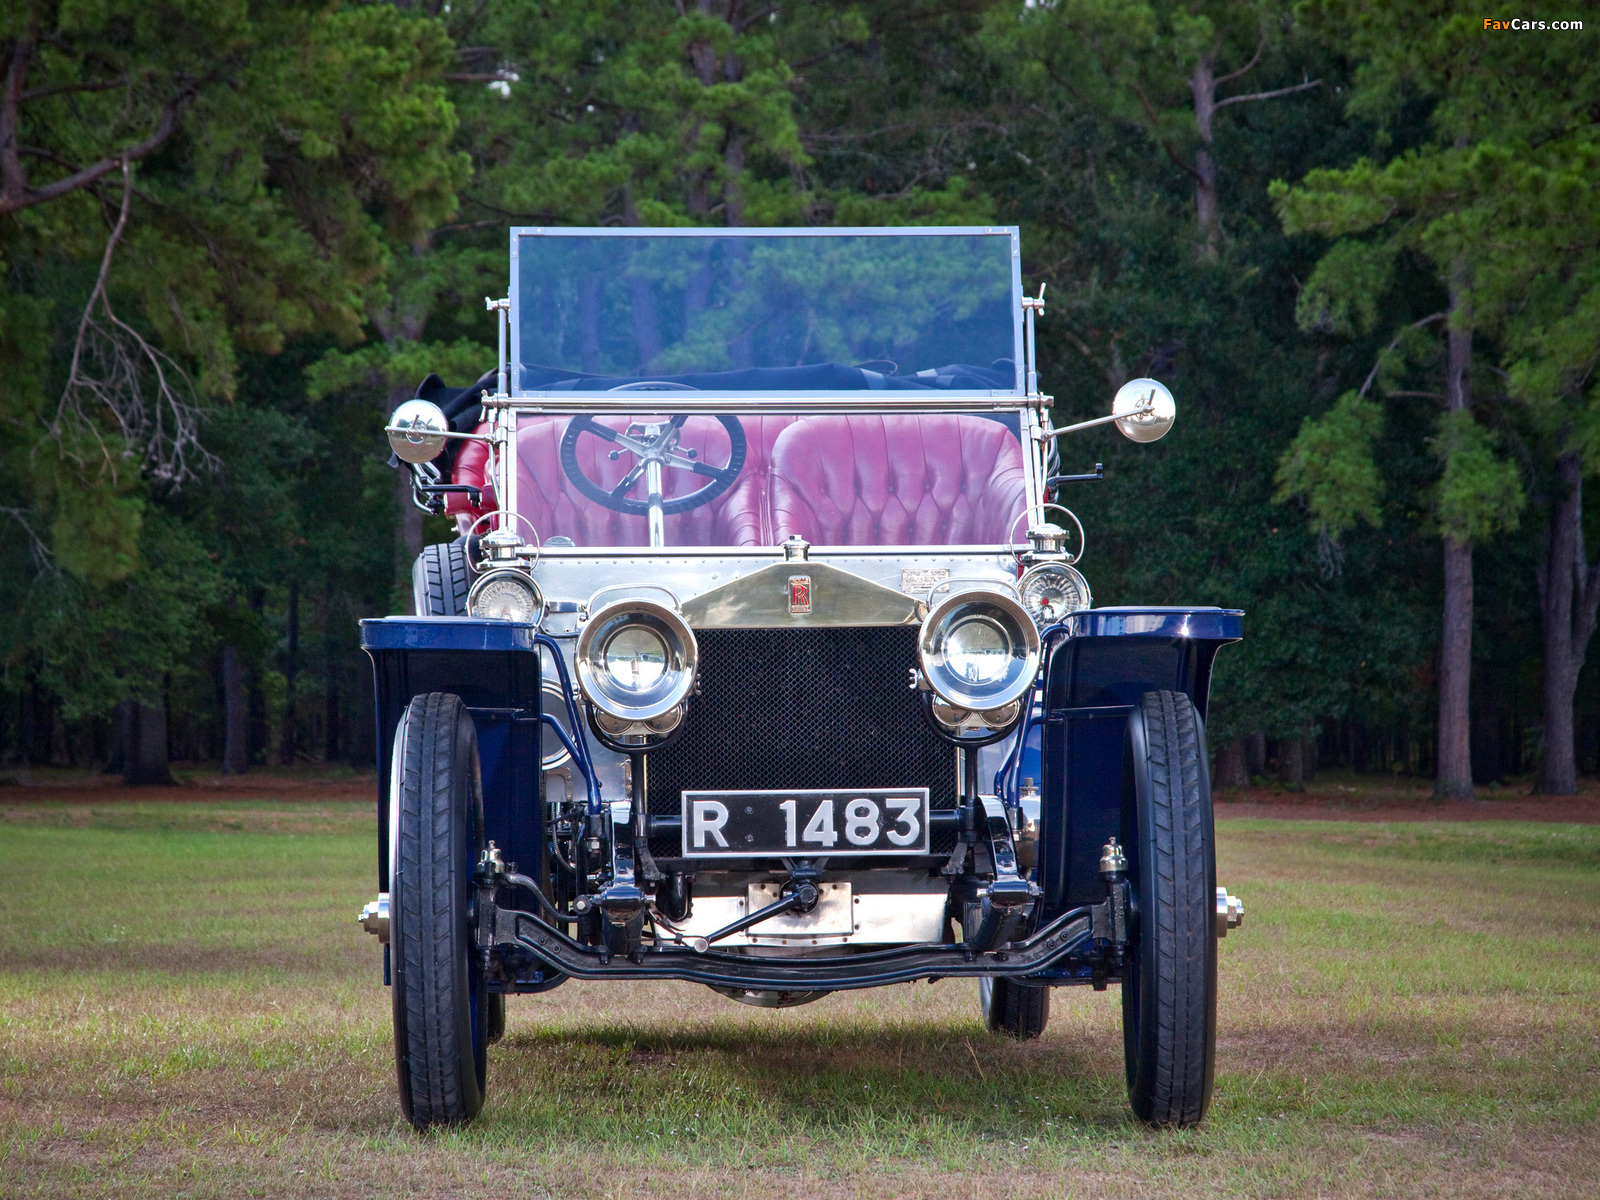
1032,399 -> 1154,442
382,426 -> 494,443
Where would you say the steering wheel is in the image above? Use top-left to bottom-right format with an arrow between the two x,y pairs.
558,413 -> 748,517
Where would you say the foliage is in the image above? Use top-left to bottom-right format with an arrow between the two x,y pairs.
1432,410 -> 1524,543
1274,391 -> 1385,537
0,1 -> 1594,782
1,0 -> 464,723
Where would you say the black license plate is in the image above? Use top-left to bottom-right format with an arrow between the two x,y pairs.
680,788 -> 931,859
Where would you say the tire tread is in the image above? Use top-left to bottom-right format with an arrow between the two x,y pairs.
392,692 -> 484,1127
985,976 -> 1050,1039
1126,689 -> 1215,1127
412,543 -> 471,616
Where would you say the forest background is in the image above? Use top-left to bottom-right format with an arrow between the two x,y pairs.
1,0 -> 1596,799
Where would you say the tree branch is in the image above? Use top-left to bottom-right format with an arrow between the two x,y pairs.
1214,36 -> 1265,87
1,23 -> 40,213
1359,312 -> 1446,399
19,76 -> 127,102
1215,77 -> 1322,110
0,85 -> 195,217
733,5 -> 780,34
1131,80 -> 1203,184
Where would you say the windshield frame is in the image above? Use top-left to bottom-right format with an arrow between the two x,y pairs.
507,225 -> 1026,402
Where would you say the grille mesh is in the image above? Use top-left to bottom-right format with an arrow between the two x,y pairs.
646,626 -> 957,856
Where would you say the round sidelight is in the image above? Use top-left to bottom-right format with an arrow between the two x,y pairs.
1019,562 -> 1092,627
467,569 -> 543,624
1112,378 -> 1176,443
386,398 -> 451,463
576,597 -> 697,722
918,589 -> 1040,712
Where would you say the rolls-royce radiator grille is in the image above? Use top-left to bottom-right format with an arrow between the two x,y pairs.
646,626 -> 958,856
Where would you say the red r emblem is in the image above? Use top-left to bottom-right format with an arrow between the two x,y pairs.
788,575 -> 812,615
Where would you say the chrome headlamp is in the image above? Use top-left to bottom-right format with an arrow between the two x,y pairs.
576,598 -> 697,723
1018,562 -> 1091,627
468,569 -> 544,624
917,588 -> 1041,713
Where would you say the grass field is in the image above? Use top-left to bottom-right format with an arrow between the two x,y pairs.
1,799 -> 1596,1198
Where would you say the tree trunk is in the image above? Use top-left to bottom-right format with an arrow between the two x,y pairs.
123,693 -> 175,786
221,645 -> 247,775
1189,55 -> 1219,259
1538,451 -> 1600,794
1438,536 -> 1475,797
280,581 -> 299,766
1215,742 -> 1249,789
1246,730 -> 1266,776
247,588 -> 267,766
106,698 -> 133,774
322,579 -> 341,763
1278,737 -> 1304,791
1303,732 -> 1318,780
1436,261 -> 1476,799
723,134 -> 745,227
23,676 -> 44,766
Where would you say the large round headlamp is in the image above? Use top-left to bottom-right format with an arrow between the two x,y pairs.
576,598 -> 697,722
918,589 -> 1040,712
467,569 -> 544,624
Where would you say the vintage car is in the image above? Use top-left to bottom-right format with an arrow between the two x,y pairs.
359,225 -> 1244,1131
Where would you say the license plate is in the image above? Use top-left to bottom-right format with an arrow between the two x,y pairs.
680,788 -> 931,859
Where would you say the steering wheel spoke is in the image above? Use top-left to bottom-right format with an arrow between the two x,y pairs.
559,414 -> 749,519
691,461 -> 738,484
608,462 -> 649,501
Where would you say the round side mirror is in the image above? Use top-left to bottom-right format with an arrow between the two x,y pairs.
1112,378 -> 1176,443
387,399 -> 450,463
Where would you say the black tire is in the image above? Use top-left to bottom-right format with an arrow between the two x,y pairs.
980,975 -> 1050,1039
1121,689 -> 1218,1127
391,692 -> 488,1128
412,541 -> 471,616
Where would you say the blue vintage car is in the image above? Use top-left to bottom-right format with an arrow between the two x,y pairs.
359,226 -> 1243,1130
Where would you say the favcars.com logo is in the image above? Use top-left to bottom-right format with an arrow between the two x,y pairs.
1483,18 -> 1584,29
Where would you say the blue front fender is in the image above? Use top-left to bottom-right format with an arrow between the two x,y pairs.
361,617 -> 544,891
1037,607 -> 1243,919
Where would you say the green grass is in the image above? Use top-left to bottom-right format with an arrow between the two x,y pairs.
1,802 -> 1596,1198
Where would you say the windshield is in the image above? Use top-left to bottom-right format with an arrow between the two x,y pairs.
512,229 -> 1022,394
508,409 -> 1027,549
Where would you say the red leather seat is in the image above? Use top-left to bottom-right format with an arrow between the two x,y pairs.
450,413 -> 1026,548
768,415 -> 1027,546
450,415 -> 796,547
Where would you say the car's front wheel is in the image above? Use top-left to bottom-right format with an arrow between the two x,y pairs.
390,692 -> 488,1128
1121,689 -> 1217,1127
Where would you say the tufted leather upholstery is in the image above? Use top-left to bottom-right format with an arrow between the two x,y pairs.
449,413 -> 1025,548
768,415 -> 1027,546
449,415 -> 796,547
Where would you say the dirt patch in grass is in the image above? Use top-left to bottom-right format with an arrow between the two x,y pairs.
1216,775 -> 1600,824
0,765 -> 374,806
